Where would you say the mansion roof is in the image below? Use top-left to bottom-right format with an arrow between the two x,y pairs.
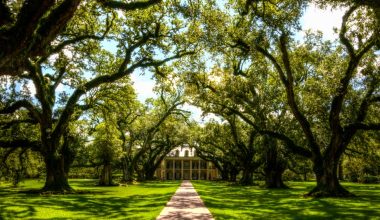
167,146 -> 196,157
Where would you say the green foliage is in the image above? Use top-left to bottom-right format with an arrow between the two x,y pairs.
343,155 -> 380,183
342,130 -> 380,183
90,122 -> 123,165
181,0 -> 379,196
68,167 -> 98,179
0,149 -> 44,186
1,0 -> 199,190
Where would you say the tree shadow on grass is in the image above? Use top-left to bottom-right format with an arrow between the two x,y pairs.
0,191 -> 173,219
69,179 -> 100,187
137,181 -> 181,189
0,180 -> 178,219
193,181 -> 380,220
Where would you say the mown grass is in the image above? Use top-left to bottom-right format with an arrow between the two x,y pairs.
192,181 -> 380,220
0,179 -> 180,220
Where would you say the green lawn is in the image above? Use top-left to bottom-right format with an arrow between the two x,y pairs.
0,179 -> 180,220
2,180 -> 379,219
192,181 -> 380,219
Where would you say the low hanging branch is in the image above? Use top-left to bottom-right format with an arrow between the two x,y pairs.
224,105 -> 312,158
0,0 -> 81,76
52,49 -> 191,141
40,12 -> 117,64
0,139 -> 41,151
0,119 -> 38,129
99,0 -> 162,11
344,77 -> 380,137
233,36 -> 321,155
0,100 -> 42,123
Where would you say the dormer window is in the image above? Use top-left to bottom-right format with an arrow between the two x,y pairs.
175,150 -> 180,157
185,150 -> 189,157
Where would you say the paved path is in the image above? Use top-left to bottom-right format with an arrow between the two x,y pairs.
156,180 -> 214,220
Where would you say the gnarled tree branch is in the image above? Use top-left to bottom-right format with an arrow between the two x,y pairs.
0,100 -> 41,122
99,0 -> 161,11
0,139 -> 41,151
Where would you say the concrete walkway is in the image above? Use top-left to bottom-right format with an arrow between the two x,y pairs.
156,180 -> 214,220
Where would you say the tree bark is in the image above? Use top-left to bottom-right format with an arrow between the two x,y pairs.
42,153 -> 72,192
145,168 -> 156,180
143,161 -> 157,180
121,159 -> 134,183
265,169 -> 287,188
338,159 -> 344,180
99,163 -> 113,186
220,169 -> 229,181
237,149 -> 257,185
307,153 -> 353,197
61,133 -> 76,176
303,171 -> 307,181
136,170 -> 145,182
213,162 -> 230,181
240,169 -> 254,185
264,154 -> 287,189
264,137 -> 288,188
229,167 -> 239,182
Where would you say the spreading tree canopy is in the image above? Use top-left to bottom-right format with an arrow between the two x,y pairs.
0,0 -> 378,198
0,0 -> 197,192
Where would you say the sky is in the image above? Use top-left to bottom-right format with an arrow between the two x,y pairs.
131,4 -> 346,122
300,4 -> 345,40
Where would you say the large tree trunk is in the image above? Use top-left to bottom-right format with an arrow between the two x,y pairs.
338,159 -> 344,180
264,137 -> 288,188
144,156 -> 166,181
41,123 -> 75,192
229,167 -> 238,182
121,159 -> 134,183
265,169 -> 287,188
238,151 -> 257,185
215,162 -> 229,181
220,169 -> 229,181
307,153 -> 353,197
42,154 -> 72,192
144,167 -> 156,180
240,169 -> 254,185
137,169 -> 145,182
61,133 -> 76,176
303,164 -> 308,181
99,163 -> 113,186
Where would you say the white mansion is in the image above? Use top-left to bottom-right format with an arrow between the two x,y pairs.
155,146 -> 219,180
